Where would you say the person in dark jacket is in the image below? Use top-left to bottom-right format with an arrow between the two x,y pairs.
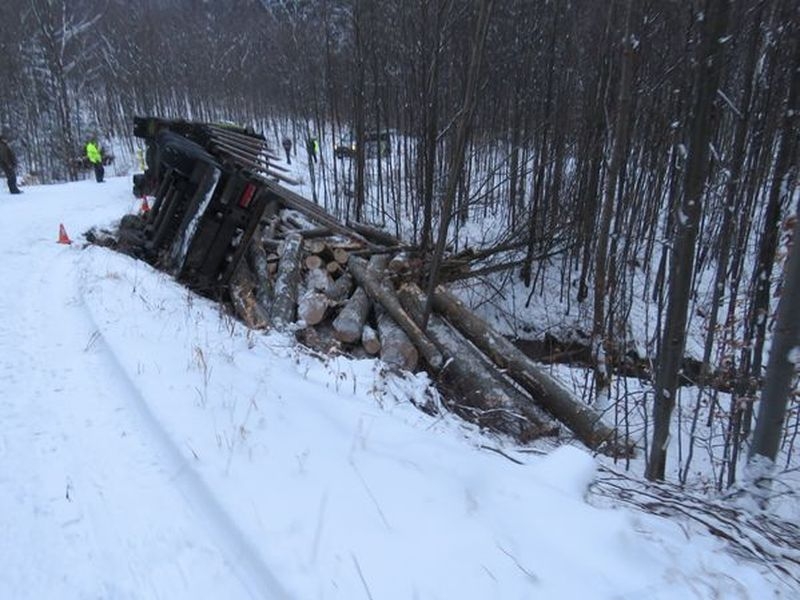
85,136 -> 105,182
0,133 -> 22,194
282,136 -> 292,164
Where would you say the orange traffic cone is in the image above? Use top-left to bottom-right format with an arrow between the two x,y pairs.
140,196 -> 150,214
57,223 -> 72,245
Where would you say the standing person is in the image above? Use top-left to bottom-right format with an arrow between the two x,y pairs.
0,132 -> 22,194
306,137 -> 318,163
85,135 -> 105,183
282,136 -> 292,164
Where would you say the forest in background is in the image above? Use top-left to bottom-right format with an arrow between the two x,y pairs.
1,0 -> 798,488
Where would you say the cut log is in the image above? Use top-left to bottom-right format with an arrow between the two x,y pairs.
326,272 -> 354,303
326,261 -> 342,276
304,238 -> 327,255
398,284 -> 558,442
270,232 -> 303,326
431,285 -> 634,457
298,291 -> 329,326
305,267 -> 333,293
377,309 -> 418,370
304,254 -> 324,271
361,324 -> 381,355
332,247 -> 350,265
229,262 -> 269,329
332,287 -> 371,343
348,256 -> 443,371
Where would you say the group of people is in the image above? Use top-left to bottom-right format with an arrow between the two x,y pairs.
0,131 -> 106,195
3,129 -> 328,195
281,136 -> 319,165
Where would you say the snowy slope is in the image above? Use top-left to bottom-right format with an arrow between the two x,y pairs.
0,177 -> 793,599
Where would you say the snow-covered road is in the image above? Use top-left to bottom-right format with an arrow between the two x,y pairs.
0,181 -> 288,599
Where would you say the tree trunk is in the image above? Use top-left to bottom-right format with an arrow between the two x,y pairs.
592,0 -> 634,396
348,256 -> 444,370
332,286 -> 371,343
246,228 -> 274,313
399,283 -> 559,441
431,286 -> 633,456
744,36 -> 800,436
229,262 -> 269,329
298,291 -> 329,326
422,0 -> 494,329
270,232 -> 303,326
646,0 -> 732,481
376,309 -> 418,371
749,203 -> 800,468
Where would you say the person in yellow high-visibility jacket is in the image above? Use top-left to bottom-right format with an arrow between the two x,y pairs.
85,137 -> 104,183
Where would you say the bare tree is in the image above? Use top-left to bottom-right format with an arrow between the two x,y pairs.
747,38 -> 800,474
26,0 -> 102,179
422,0 -> 494,329
647,0 -> 732,482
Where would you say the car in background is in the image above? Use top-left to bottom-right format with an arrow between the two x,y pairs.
334,131 -> 392,159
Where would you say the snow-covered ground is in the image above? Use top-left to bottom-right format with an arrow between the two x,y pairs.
0,176 -> 795,598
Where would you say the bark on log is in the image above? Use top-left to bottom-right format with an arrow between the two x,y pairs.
367,254 -> 415,368
245,228 -> 274,314
305,267 -> 333,293
348,256 -> 443,371
399,284 -> 558,441
262,238 -> 280,252
229,262 -> 269,329
377,309 -> 418,370
297,324 -> 341,355
266,215 -> 280,239
332,287 -> 371,343
348,221 -> 399,247
298,227 -> 332,239
326,272 -> 354,303
432,285 -> 634,457
270,232 -> 303,326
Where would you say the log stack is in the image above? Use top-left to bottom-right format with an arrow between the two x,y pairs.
223,206 -> 635,457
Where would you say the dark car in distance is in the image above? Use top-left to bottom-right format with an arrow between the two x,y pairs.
334,131 -> 391,159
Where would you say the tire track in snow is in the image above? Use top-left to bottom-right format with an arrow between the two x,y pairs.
2,238 -> 291,600
75,280 -> 293,600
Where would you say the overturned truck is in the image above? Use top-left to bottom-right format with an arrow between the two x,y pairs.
131,116 -> 290,293
120,116 -> 633,457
